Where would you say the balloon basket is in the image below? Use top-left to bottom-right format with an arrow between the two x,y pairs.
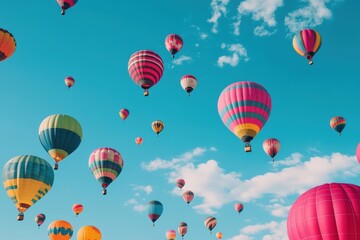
17,213 -> 24,221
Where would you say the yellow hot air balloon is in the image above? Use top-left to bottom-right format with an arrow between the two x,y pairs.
152,120 -> 164,136
2,155 -> 54,220
48,220 -> 73,240
77,225 -> 102,240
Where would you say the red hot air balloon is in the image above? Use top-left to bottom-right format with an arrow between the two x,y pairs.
218,81 -> 272,152
0,28 -> 16,62
176,179 -> 185,190
287,183 -> 360,240
182,190 -> 194,204
57,0 -> 78,15
292,28 -> 322,65
128,50 -> 164,96
72,203 -> 83,216
165,34 -> 183,58
135,137 -> 143,146
263,138 -> 280,161
65,76 -> 75,89
234,203 -> 244,214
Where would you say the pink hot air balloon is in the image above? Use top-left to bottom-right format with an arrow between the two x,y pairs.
234,203 -> 244,214
64,76 -> 75,89
135,137 -> 143,146
165,34 -> 183,58
356,143 -> 360,164
262,138 -> 280,161
182,190 -> 194,204
176,179 -> 185,190
287,182 -> 360,240
166,229 -> 177,240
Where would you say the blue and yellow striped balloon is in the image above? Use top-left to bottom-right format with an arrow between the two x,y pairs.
39,114 -> 82,170
2,155 -> 54,220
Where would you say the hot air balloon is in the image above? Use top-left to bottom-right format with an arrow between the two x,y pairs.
287,183 -> 360,240
88,147 -> 124,195
178,222 -> 188,239
64,76 -> 74,89
204,216 -> 217,234
330,116 -> 346,135
263,138 -> 280,161
135,137 -> 143,146
147,200 -> 163,226
38,114 -> 82,170
128,50 -> 164,96
166,230 -> 177,240
292,28 -> 322,65
2,155 -> 54,221
77,225 -> 102,240
35,214 -> 46,228
72,203 -> 83,216
165,34 -> 183,58
180,75 -> 197,96
217,81 -> 272,152
0,28 -> 16,62
234,203 -> 244,214
216,232 -> 223,239
119,108 -> 129,121
176,179 -> 185,190
57,0 -> 78,15
152,120 -> 164,136
182,190 -> 194,204
48,220 -> 73,240
356,143 -> 360,164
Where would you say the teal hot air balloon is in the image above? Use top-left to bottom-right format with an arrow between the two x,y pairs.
147,200 -> 163,226
88,147 -> 124,195
39,114 -> 82,170
3,155 -> 54,221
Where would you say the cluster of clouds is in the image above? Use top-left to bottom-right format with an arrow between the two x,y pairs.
134,147 -> 359,239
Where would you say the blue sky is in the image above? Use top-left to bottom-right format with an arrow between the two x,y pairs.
1,0 -> 360,239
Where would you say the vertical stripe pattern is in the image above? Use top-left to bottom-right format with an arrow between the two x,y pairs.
262,138 -> 280,159
292,28 -> 322,64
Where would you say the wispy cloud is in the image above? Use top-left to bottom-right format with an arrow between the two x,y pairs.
172,55 -> 192,66
133,185 -> 153,195
230,220 -> 288,240
285,0 -> 333,34
208,0 -> 230,33
124,185 -> 154,211
234,0 -> 283,36
217,43 -> 249,67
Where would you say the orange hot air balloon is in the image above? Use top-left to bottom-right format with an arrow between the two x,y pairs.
72,203 -> 83,216
48,220 -> 73,240
77,225 -> 102,240
216,232 -> 223,239
135,137 -> 143,145
166,229 -> 177,240
0,28 -> 16,62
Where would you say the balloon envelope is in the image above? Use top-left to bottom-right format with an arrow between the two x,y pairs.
178,222 -> 188,237
165,34 -> 183,57
234,203 -> 244,214
35,213 -> 46,227
217,81 -> 272,152
182,190 -> 194,204
2,155 -> 54,220
287,183 -> 360,240
88,147 -> 124,195
263,138 -> 280,160
292,28 -> 321,65
57,0 -> 78,15
77,225 -> 102,240
166,229 -> 177,240
216,232 -> 223,239
180,75 -> 197,96
356,143 -> 360,164
48,220 -> 73,240
204,216 -> 217,233
147,200 -> 163,225
72,203 -> 83,216
119,108 -> 129,121
64,76 -> 74,88
152,120 -> 164,135
0,28 -> 16,62
176,179 -> 185,189
330,116 -> 346,135
135,137 -> 143,145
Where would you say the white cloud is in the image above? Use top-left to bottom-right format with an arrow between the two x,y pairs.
217,43 -> 249,67
273,153 -> 302,166
208,0 -> 230,33
172,55 -> 192,65
200,33 -> 208,39
124,198 -> 146,212
234,0 -> 283,36
133,185 -> 153,194
210,147 -> 218,152
285,0 -> 332,34
230,221 -> 288,240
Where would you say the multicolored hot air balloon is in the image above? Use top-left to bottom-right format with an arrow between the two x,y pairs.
57,0 -> 78,15
263,138 -> 281,161
178,222 -> 188,239
166,229 -> 177,240
218,81 -> 272,152
35,214 -> 46,228
64,76 -> 74,89
180,75 -> 197,96
128,50 -> 164,96
147,200 -> 163,226
48,220 -> 73,240
135,137 -> 143,146
165,34 -> 183,58
182,190 -> 194,204
39,114 -> 82,170
0,28 -> 16,62
72,203 -> 83,216
204,216 -> 217,234
330,116 -> 346,135
216,232 -> 223,239
292,28 -> 322,65
176,179 -> 185,190
2,155 -> 54,221
152,120 -> 164,136
234,203 -> 244,214
287,183 -> 360,240
77,225 -> 102,240
119,108 -> 129,121
88,147 -> 124,195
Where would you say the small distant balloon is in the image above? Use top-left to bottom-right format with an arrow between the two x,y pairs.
292,28 -> 322,65
135,137 -> 143,145
182,190 -> 194,204
166,229 -> 177,240
152,120 -> 164,136
204,216 -> 217,234
65,76 -> 75,89
263,138 -> 281,161
178,222 -> 188,239
234,203 -> 244,214
165,34 -> 183,58
72,203 -> 83,216
119,108 -> 129,121
180,75 -> 197,96
35,214 -> 46,228
0,28 -> 16,62
57,0 -> 78,15
330,116 -> 346,135
176,179 -> 185,190
216,232 -> 223,239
